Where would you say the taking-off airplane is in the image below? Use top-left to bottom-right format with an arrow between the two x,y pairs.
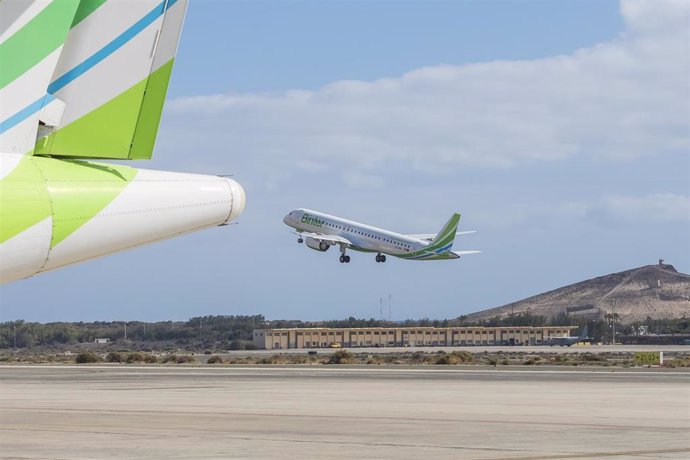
284,209 -> 480,263
0,0 -> 246,284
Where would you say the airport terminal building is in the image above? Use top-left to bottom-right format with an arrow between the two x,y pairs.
253,326 -> 576,349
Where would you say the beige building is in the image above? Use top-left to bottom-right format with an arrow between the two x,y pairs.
253,326 -> 576,349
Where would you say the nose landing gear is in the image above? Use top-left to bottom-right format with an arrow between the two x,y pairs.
297,237 -> 303,243
375,254 -> 387,263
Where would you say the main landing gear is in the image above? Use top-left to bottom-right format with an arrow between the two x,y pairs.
375,254 -> 387,263
339,245 -> 351,263
297,236 -> 303,243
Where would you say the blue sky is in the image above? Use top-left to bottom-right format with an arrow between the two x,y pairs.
1,0 -> 688,322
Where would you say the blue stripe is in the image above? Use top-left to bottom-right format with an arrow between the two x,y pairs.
406,243 -> 453,260
1,0 -> 177,137
48,0 -> 176,94
434,242 -> 453,254
0,94 -> 55,134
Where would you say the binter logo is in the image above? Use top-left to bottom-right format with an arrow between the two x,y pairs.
301,213 -> 324,227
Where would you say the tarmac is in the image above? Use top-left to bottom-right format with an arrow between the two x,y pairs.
1,366 -> 689,459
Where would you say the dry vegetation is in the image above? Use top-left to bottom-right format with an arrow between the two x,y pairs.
1,348 -> 688,368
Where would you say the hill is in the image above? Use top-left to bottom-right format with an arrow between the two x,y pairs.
466,262 -> 690,324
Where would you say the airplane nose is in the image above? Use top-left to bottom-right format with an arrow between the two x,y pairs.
283,214 -> 291,225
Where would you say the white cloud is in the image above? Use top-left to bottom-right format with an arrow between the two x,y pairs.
166,0 -> 688,178
473,193 -> 690,230
588,193 -> 690,224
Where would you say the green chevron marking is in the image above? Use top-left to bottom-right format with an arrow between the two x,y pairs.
0,0 -> 80,90
0,156 -> 137,247
71,0 -> 108,28
35,59 -> 175,160
130,59 -> 175,159
0,157 -> 52,244
33,157 -> 137,247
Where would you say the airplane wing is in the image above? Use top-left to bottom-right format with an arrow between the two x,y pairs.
407,231 -> 477,241
296,231 -> 353,247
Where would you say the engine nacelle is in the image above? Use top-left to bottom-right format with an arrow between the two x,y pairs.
305,237 -> 329,252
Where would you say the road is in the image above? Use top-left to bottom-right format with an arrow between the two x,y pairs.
1,366 -> 689,459
229,344 -> 690,356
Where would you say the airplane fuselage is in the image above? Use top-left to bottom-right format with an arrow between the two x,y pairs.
283,209 -> 461,262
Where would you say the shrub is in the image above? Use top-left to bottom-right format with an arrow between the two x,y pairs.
665,358 -> 690,368
328,350 -> 355,364
143,354 -> 158,364
161,354 -> 178,363
106,352 -> 125,363
75,352 -> 101,364
580,353 -> 605,362
207,355 -> 224,364
244,343 -> 259,350
126,352 -> 146,363
434,354 -> 455,365
453,351 -> 474,363
229,340 -> 243,350
176,355 -> 196,364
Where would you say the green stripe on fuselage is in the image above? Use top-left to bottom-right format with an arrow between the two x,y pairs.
34,157 -> 137,247
0,156 -> 136,247
0,157 -> 52,244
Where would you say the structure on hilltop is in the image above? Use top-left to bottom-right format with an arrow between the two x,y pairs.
466,260 -> 690,324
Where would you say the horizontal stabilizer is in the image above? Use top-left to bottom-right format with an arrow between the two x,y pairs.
407,230 -> 476,241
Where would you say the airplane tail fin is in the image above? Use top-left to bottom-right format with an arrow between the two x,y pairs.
1,0 -> 189,159
428,213 -> 461,254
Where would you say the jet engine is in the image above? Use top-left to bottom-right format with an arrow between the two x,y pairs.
305,237 -> 329,252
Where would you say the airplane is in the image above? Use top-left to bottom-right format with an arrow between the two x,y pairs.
0,0 -> 245,284
545,326 -> 593,347
283,209 -> 479,263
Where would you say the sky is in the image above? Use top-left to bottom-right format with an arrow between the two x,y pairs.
1,0 -> 688,323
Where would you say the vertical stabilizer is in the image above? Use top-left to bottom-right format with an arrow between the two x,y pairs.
0,0 -> 79,154
429,213 -> 461,254
30,0 -> 189,159
1,0 -> 188,159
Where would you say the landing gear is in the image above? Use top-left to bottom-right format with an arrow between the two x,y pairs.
375,254 -> 387,263
297,237 -> 303,243
338,244 -> 350,263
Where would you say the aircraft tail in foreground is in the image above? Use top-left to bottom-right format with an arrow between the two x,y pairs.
0,1 -> 246,283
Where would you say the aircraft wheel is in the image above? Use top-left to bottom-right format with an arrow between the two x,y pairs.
298,238 -> 303,243
344,255 -> 351,263
375,255 -> 381,263
339,255 -> 345,263
381,255 -> 386,262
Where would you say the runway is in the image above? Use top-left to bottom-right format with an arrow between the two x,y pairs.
1,366 -> 689,459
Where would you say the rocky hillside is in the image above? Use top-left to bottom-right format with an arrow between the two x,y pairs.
466,262 -> 690,324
